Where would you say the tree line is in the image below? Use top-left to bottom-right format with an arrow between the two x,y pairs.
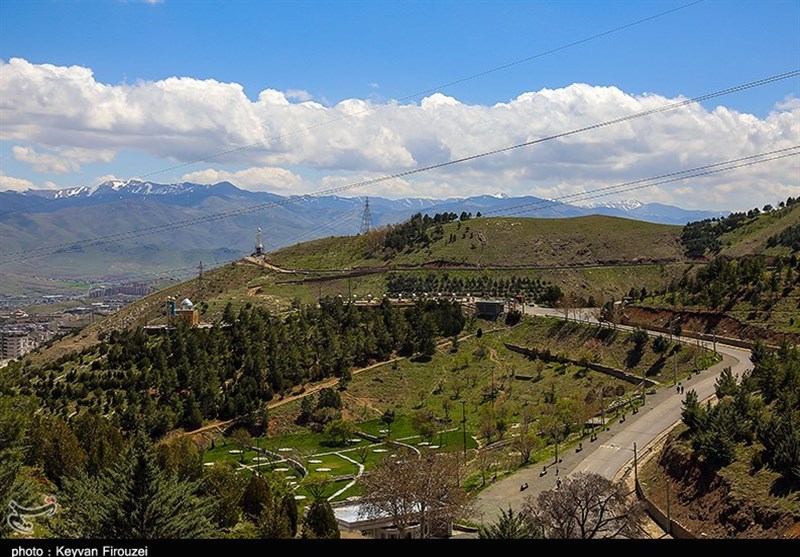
680,196 -> 798,259
681,342 -> 800,479
22,298 -> 465,438
386,272 -> 563,304
1,393 -> 337,539
661,255 -> 800,311
381,211 -> 479,255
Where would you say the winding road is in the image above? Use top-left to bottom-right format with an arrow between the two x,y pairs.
475,306 -> 752,523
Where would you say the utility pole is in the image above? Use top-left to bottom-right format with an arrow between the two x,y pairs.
461,400 -> 467,457
198,261 -> 204,302
554,429 -> 559,466
491,367 -> 495,404
600,386 -> 606,428
673,350 -> 678,386
633,442 -> 638,485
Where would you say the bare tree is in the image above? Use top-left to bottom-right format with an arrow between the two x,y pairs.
526,472 -> 645,539
353,443 -> 371,464
359,450 -> 468,538
475,447 -> 496,486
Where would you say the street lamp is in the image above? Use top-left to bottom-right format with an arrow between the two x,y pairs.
461,400 -> 467,457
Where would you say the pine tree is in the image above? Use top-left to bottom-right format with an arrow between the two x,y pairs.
281,492 -> 299,537
73,412 -> 125,477
478,506 -> 540,539
55,433 -> 214,538
681,389 -> 705,432
302,498 -> 340,539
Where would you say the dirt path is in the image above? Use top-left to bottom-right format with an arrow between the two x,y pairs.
341,391 -> 383,418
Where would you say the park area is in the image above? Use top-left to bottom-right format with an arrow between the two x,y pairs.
198,315 -> 720,503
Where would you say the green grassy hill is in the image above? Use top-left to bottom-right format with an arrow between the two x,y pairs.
270,215 -> 684,270
26,215 -> 690,365
718,202 -> 800,258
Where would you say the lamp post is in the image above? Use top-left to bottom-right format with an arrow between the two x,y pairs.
461,400 -> 467,457
673,350 -> 678,386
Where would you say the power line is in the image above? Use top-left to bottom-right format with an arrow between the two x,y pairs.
497,151 -> 799,217
136,0 -> 708,179
8,148 -> 794,289
3,69 -> 796,266
487,146 -> 800,217
0,0 -> 706,218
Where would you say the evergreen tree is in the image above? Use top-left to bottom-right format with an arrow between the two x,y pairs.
73,412 -> 125,477
302,498 -> 340,539
202,463 -> 246,529
282,492 -> 299,537
681,389 -> 705,432
478,506 -> 540,539
26,415 -> 87,489
55,433 -> 214,538
714,367 -> 739,399
0,366 -> 40,537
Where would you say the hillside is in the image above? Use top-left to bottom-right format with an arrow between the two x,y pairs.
639,347 -> 800,538
718,202 -> 800,257
26,214 -> 689,365
270,215 -> 685,270
680,198 -> 800,260
0,179 -> 720,297
628,201 -> 800,342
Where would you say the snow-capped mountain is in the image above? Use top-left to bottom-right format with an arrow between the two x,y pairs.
50,180 -> 244,199
0,180 -> 730,291
578,198 -> 727,225
580,199 -> 645,212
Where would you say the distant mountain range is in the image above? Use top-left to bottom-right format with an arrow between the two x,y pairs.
0,180 -> 727,290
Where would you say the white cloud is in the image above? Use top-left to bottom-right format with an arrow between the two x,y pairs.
93,174 -> 123,184
1,57 -> 798,210
285,89 -> 313,102
775,95 -> 800,111
0,172 -> 35,192
0,172 -> 61,192
180,166 -> 305,193
12,145 -> 115,173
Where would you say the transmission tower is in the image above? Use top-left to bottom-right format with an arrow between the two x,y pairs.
359,197 -> 374,235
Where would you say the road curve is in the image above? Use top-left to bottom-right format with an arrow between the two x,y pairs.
474,308 -> 752,523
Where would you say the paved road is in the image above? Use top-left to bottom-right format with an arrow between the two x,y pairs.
474,307 -> 752,523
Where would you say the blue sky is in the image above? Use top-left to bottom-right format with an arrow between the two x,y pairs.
1,0 -> 798,210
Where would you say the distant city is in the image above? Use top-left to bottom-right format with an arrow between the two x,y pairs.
0,282 -> 152,361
